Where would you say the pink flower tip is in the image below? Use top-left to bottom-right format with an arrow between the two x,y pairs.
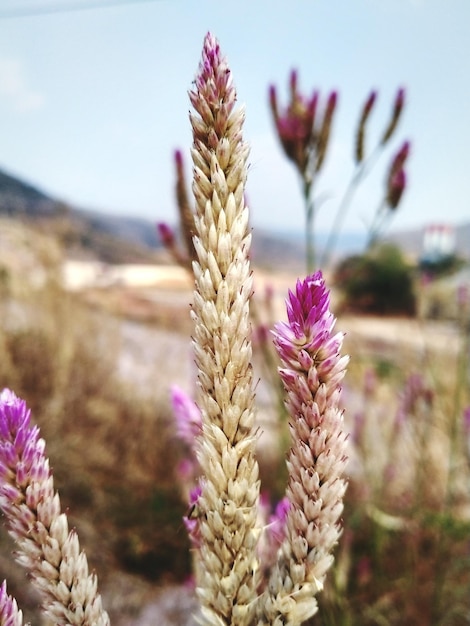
364,90 -> 378,114
328,90 -> 339,108
0,389 -> 30,444
174,149 -> 184,168
157,222 -> 175,246
269,84 -> 277,104
289,69 -> 298,93
395,87 -> 406,107
285,271 -> 331,338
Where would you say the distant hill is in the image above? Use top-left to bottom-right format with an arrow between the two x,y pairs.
0,166 -> 162,263
1,165 -> 468,266
0,165 -> 306,267
0,168 -> 59,217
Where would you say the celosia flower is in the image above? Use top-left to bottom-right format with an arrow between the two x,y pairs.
355,90 -> 378,163
0,581 -> 23,626
0,389 -> 110,626
156,221 -> 190,268
157,221 -> 175,247
381,87 -> 406,144
269,70 -> 319,174
315,90 -> 338,172
189,33 -> 260,626
257,272 -> 349,625
385,140 -> 410,210
389,139 -> 410,175
269,70 -> 337,179
386,167 -> 406,209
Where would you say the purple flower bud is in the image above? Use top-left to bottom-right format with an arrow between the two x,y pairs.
355,90 -> 378,163
387,167 -> 406,210
394,87 -> 406,114
157,221 -> 175,247
289,69 -> 298,98
386,140 -> 410,210
381,86 -> 406,144
174,148 -> 184,173
364,90 -> 378,116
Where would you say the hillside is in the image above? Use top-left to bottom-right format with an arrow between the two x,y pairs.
1,165 -> 468,266
0,165 -> 307,268
0,167 -> 162,264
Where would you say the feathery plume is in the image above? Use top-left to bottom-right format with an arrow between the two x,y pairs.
257,272 -> 349,625
0,389 -> 110,626
189,32 -> 260,626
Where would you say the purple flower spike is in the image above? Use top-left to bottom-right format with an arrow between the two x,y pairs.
0,581 -> 24,626
0,389 -> 109,626
387,168 -> 406,209
269,69 -> 331,176
261,272 -> 349,623
381,87 -> 406,144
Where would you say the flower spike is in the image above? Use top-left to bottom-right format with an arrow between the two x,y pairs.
0,389 -> 110,626
189,33 -> 260,626
257,272 -> 349,625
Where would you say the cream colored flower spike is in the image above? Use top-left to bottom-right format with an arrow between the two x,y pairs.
189,32 -> 261,626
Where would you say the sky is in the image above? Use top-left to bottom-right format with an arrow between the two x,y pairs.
0,0 -> 469,241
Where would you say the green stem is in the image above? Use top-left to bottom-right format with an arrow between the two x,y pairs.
303,177 -> 315,273
366,198 -> 388,250
320,145 -> 382,268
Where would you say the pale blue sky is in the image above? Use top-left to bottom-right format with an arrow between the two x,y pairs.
0,0 -> 469,238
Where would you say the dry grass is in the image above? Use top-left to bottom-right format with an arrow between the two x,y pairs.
1,221 -> 469,624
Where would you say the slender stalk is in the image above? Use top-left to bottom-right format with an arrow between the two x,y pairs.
304,178 -> 315,273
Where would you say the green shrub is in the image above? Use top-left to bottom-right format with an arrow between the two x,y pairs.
334,244 -> 416,315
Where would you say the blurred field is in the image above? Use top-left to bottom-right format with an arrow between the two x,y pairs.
1,220 -> 469,625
